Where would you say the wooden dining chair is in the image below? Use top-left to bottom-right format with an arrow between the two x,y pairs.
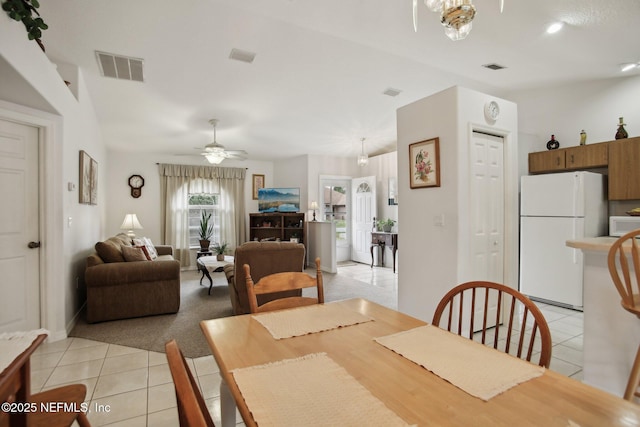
0,334 -> 91,427
432,281 -> 552,368
165,340 -> 215,427
608,228 -> 640,401
244,257 -> 324,313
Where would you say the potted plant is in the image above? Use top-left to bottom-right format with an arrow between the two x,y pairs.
2,0 -> 48,51
199,211 -> 214,251
376,218 -> 396,232
212,241 -> 228,261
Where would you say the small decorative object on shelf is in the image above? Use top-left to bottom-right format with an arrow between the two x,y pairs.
580,130 -> 587,146
615,117 -> 628,140
546,135 -> 560,150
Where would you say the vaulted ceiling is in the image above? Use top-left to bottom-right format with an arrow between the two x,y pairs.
38,0 -> 640,162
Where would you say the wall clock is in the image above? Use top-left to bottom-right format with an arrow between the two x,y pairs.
484,100 -> 500,122
128,174 -> 144,198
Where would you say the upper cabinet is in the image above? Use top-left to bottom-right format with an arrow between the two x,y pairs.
529,142 -> 609,174
528,137 -> 640,200
528,150 -> 566,173
608,136 -> 640,200
565,142 -> 609,170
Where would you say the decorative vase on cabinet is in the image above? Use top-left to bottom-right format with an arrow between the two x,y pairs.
615,117 -> 628,140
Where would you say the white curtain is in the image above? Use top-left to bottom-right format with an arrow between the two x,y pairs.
159,164 -> 246,267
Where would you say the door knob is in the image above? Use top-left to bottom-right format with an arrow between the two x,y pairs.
28,241 -> 41,249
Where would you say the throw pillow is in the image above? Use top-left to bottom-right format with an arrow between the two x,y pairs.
143,237 -> 159,260
122,245 -> 148,262
135,245 -> 152,260
133,237 -> 158,260
95,240 -> 125,263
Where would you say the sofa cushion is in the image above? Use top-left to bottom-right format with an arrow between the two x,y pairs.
113,233 -> 133,247
133,237 -> 158,260
95,240 -> 125,263
122,245 -> 149,262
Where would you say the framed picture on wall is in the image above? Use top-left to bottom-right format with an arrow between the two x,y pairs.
79,150 -> 92,204
90,157 -> 98,205
409,137 -> 440,189
252,174 -> 265,200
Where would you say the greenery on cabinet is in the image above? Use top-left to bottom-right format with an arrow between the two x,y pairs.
376,218 -> 396,232
2,0 -> 48,48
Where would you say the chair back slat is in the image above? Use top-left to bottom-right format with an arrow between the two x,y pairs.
608,229 -> 640,317
432,281 -> 552,368
244,257 -> 323,313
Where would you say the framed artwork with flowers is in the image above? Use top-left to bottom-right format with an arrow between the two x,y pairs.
409,137 -> 440,189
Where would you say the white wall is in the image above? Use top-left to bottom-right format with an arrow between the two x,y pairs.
0,16 -> 105,338
105,150 -> 274,267
396,86 -> 518,321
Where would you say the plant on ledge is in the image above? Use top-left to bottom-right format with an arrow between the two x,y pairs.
199,211 -> 214,251
212,242 -> 228,261
376,218 -> 396,232
2,0 -> 48,51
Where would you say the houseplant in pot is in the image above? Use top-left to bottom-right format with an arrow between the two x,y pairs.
199,211 -> 214,251
212,241 -> 228,261
376,218 -> 396,232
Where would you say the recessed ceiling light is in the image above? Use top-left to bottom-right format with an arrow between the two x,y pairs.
546,22 -> 564,34
482,63 -> 507,71
229,48 -> 256,64
383,88 -> 402,97
621,63 -> 639,72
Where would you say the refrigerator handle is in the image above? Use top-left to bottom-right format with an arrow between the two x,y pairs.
572,217 -> 578,264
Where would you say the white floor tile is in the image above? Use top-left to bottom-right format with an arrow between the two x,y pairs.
93,368 -> 148,399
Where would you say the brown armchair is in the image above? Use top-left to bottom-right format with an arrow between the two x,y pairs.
224,241 -> 306,315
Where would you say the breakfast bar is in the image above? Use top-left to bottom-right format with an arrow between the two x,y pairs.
567,237 -> 640,397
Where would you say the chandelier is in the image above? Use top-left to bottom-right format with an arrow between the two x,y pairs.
414,0 -> 504,41
357,138 -> 369,167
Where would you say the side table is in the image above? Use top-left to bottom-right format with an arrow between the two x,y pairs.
197,255 -> 234,295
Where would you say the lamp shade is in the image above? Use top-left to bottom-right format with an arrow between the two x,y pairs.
310,201 -> 319,210
120,213 -> 143,237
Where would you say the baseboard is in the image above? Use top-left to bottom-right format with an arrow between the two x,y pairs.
61,301 -> 87,341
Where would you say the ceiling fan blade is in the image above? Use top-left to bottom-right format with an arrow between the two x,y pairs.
225,149 -> 248,155
413,0 -> 418,32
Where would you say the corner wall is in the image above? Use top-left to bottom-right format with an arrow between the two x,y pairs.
396,86 -> 518,321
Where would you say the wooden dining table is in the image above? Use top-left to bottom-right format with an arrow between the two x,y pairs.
200,298 -> 640,427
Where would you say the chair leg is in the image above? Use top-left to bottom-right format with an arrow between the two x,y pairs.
625,343 -> 640,400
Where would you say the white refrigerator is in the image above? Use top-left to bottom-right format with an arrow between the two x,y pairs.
519,171 -> 607,309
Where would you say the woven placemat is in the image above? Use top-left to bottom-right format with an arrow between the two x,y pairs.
375,325 -> 545,401
232,352 -> 411,426
252,303 -> 373,339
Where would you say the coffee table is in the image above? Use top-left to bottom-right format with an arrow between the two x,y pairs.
197,255 -> 234,295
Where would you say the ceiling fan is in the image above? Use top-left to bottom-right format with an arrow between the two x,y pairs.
200,119 -> 248,164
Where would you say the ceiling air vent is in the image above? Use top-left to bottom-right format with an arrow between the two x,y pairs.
96,51 -> 145,82
482,63 -> 507,71
229,48 -> 256,64
383,87 -> 402,97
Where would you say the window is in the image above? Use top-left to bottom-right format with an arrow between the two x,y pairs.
188,193 -> 220,248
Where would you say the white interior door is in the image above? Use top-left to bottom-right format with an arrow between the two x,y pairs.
351,176 -> 376,264
469,132 -> 504,329
0,118 -> 40,332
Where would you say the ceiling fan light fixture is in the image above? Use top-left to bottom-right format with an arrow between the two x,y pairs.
204,153 -> 225,164
546,22 -> 564,34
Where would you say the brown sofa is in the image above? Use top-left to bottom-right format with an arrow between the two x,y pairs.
224,241 -> 305,315
85,233 -> 180,323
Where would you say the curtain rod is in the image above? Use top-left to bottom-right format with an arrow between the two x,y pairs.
155,163 -> 248,169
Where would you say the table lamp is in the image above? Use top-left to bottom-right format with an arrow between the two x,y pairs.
120,213 -> 143,238
310,201 -> 318,221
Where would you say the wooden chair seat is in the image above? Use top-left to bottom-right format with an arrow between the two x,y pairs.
432,280 -> 552,368
244,257 -> 324,313
28,384 -> 90,427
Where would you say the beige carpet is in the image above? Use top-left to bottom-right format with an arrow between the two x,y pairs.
69,270 -> 233,358
70,266 -> 396,358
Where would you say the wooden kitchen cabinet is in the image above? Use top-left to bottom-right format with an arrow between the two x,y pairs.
528,150 -> 565,173
608,136 -> 640,200
565,142 -> 608,170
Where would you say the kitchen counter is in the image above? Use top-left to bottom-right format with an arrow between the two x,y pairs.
566,236 -> 640,397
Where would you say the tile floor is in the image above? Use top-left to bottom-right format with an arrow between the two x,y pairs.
30,263 -> 584,426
